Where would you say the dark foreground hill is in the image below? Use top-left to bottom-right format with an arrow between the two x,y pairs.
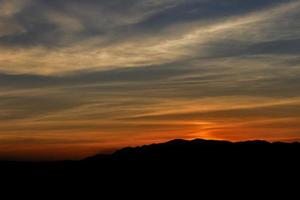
1,139 -> 300,190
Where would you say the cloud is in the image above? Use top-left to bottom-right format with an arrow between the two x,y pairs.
0,0 -> 29,17
0,0 -> 300,159
0,0 -> 29,37
0,0 -> 299,75
122,100 -> 300,122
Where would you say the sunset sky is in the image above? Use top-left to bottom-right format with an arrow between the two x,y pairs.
0,0 -> 300,160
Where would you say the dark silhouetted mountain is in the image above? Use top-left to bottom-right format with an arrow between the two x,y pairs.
84,139 -> 300,164
1,138 -> 300,188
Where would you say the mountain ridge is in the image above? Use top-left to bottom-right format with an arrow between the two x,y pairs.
0,138 -> 299,182
83,138 -> 300,162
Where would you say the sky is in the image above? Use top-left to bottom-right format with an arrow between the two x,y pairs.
0,0 -> 300,160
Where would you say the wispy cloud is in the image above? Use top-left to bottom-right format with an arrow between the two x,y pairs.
0,0 -> 299,75
0,0 -> 300,159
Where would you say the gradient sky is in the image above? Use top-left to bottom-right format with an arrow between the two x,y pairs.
0,0 -> 300,160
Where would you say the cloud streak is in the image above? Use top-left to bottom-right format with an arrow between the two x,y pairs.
0,0 -> 299,160
0,0 -> 299,75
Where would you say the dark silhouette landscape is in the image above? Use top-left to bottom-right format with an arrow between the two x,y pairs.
1,139 -> 300,183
